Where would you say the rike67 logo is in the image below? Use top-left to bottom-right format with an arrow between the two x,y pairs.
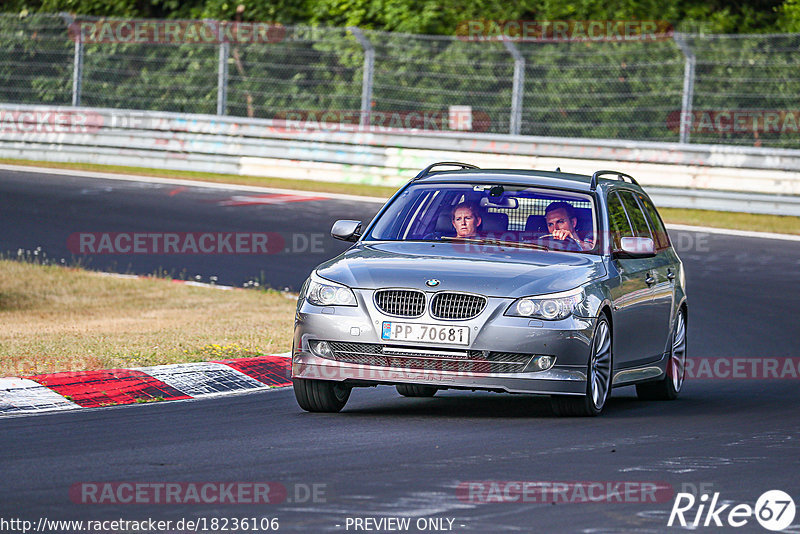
668,490 -> 795,531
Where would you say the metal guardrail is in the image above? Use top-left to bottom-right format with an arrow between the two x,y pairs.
646,188 -> 800,217
1,103 -> 800,215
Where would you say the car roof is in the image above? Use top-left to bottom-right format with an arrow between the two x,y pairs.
414,168 -> 645,194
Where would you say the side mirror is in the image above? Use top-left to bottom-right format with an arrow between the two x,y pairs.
616,237 -> 656,258
331,220 -> 362,242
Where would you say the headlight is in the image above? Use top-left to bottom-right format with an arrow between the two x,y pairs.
305,275 -> 357,306
506,288 -> 584,320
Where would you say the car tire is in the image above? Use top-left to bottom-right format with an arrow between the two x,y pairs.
396,384 -> 438,397
551,314 -> 612,417
293,378 -> 351,412
636,308 -> 687,401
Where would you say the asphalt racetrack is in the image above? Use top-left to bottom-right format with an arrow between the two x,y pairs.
1,168 -> 800,533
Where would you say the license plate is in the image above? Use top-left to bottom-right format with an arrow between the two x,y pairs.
381,322 -> 470,345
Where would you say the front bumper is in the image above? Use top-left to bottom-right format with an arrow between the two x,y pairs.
291,291 -> 596,396
292,352 -> 588,395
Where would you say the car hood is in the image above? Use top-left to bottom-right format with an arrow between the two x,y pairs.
315,242 -> 607,297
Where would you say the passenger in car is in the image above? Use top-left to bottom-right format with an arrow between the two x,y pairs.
544,201 -> 594,250
451,202 -> 483,238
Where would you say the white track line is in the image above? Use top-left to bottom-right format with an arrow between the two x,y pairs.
666,224 -> 800,242
0,164 -> 387,204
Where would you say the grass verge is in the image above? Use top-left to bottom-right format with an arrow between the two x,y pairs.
657,207 -> 800,235
3,158 -> 800,235
0,259 -> 296,377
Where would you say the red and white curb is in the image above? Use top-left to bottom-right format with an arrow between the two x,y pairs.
0,354 -> 292,416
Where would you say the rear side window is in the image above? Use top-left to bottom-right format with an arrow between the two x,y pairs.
607,192 -> 633,250
638,194 -> 671,250
618,191 -> 653,240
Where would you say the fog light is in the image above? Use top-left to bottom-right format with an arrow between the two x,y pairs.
528,355 -> 556,372
309,340 -> 334,359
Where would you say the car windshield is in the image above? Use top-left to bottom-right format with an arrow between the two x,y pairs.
364,182 -> 598,254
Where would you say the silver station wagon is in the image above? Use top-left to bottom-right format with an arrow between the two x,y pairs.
292,163 -> 688,416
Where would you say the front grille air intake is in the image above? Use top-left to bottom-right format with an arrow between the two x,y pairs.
431,292 -> 487,320
374,289 -> 426,318
326,342 -> 534,374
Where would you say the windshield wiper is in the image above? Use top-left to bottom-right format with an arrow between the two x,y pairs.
440,236 -> 549,251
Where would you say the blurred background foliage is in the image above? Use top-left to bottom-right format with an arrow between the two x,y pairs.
2,1 -> 799,147
3,0 -> 800,34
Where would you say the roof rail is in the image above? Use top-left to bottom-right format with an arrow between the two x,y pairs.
413,161 -> 479,180
590,170 -> 639,191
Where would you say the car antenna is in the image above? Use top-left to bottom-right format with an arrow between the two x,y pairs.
555,167 -> 561,172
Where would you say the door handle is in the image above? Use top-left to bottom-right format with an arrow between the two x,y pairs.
667,269 -> 676,281
645,273 -> 656,286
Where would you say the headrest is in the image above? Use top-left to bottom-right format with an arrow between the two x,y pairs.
435,212 -> 455,234
525,215 -> 547,233
481,212 -> 508,233
573,208 -> 592,238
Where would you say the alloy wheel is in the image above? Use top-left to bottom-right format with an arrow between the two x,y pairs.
589,318 -> 612,410
670,310 -> 687,392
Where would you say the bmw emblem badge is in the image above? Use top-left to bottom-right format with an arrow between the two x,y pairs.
426,279 -> 440,287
